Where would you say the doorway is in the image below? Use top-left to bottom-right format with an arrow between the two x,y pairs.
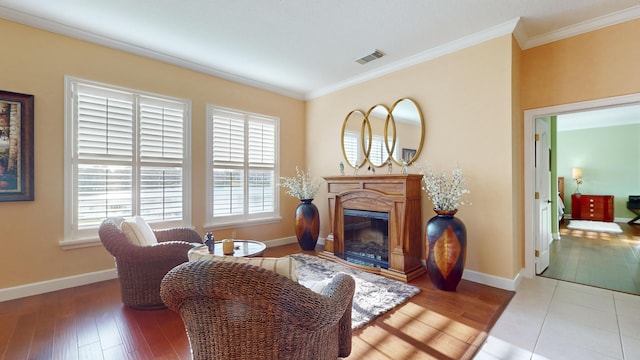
523,93 -> 640,281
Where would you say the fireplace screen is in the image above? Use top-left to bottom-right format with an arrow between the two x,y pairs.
342,209 -> 389,268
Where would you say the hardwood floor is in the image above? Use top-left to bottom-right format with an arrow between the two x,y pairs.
541,221 -> 640,294
0,243 -> 514,359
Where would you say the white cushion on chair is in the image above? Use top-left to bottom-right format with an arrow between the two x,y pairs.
121,216 -> 158,246
301,278 -> 332,294
190,253 -> 298,282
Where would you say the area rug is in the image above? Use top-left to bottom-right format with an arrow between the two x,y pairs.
567,220 -> 623,233
290,253 -> 421,330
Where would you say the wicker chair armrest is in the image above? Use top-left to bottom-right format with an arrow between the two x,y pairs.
154,227 -> 202,243
323,272 -> 354,356
114,241 -> 197,263
161,260 -> 355,330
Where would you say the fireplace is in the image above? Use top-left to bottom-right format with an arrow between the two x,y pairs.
320,175 -> 426,282
342,209 -> 389,268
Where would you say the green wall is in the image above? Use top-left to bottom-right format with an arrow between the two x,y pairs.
557,123 -> 640,220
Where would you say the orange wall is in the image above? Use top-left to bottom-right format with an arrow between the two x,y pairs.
307,35 -> 520,279
0,19 -> 305,288
521,19 -> 640,110
2,15 -> 639,291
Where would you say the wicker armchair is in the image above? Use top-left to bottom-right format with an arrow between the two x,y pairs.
160,260 -> 355,360
99,217 -> 202,308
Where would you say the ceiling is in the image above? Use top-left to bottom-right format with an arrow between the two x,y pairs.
557,104 -> 640,131
1,0 -> 640,99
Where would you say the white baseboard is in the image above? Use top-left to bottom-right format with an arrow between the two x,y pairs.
462,268 -> 519,292
418,258 -> 518,292
0,268 -> 118,302
263,236 -> 301,247
0,236 -> 310,302
264,236 -> 325,247
4,236 -> 518,302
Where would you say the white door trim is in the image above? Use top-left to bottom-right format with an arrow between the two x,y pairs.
523,93 -> 640,278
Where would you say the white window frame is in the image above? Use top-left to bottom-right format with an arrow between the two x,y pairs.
205,105 -> 280,229
62,76 -> 192,248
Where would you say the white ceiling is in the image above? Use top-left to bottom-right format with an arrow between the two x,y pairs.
1,0 -> 640,99
557,104 -> 640,131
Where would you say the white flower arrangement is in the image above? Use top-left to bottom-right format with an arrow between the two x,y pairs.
280,167 -> 323,200
414,162 -> 470,211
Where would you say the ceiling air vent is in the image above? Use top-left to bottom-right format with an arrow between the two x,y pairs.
356,49 -> 385,65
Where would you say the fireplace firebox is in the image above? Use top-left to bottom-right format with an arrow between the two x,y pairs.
342,209 -> 389,269
320,175 -> 426,282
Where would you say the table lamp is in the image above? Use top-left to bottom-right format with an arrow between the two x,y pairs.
572,167 -> 583,194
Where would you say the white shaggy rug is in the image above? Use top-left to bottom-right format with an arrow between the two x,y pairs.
567,220 -> 623,233
290,253 -> 421,330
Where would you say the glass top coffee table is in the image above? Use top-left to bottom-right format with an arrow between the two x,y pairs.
188,240 -> 266,260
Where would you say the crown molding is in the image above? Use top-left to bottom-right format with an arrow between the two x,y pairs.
2,4 -> 639,101
0,6 -> 306,100
522,4 -> 640,49
306,18 -> 522,100
308,5 -> 640,99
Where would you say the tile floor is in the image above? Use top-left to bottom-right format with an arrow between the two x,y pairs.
474,276 -> 640,360
541,223 -> 640,295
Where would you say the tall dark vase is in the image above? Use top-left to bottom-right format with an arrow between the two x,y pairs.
426,209 -> 467,291
295,199 -> 320,250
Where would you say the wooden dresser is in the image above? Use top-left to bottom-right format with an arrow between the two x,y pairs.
571,194 -> 614,222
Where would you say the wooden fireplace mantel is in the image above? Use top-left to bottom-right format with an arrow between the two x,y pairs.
320,174 -> 426,282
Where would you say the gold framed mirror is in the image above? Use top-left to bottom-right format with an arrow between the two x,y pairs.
387,98 -> 424,166
365,104 -> 392,167
341,98 -> 424,170
341,109 -> 368,169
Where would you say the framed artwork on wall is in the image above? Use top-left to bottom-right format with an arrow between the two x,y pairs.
0,90 -> 34,201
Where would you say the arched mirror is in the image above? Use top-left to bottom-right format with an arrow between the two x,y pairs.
365,104 -> 392,167
387,98 -> 424,166
341,110 -> 368,169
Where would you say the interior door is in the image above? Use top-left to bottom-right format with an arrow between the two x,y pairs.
535,117 -> 552,274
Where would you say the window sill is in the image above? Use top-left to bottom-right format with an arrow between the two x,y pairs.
59,237 -> 102,250
204,216 -> 282,231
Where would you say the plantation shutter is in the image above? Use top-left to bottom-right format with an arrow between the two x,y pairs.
139,96 -> 185,221
76,85 -> 134,228
247,116 -> 275,214
343,130 -> 359,166
370,135 -> 385,165
212,109 -> 245,217
73,83 -> 185,229
210,108 -> 277,221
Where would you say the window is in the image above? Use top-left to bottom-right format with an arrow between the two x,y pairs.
206,106 -> 279,227
64,77 -> 191,245
368,134 -> 387,165
343,130 -> 361,166
344,131 -> 393,167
